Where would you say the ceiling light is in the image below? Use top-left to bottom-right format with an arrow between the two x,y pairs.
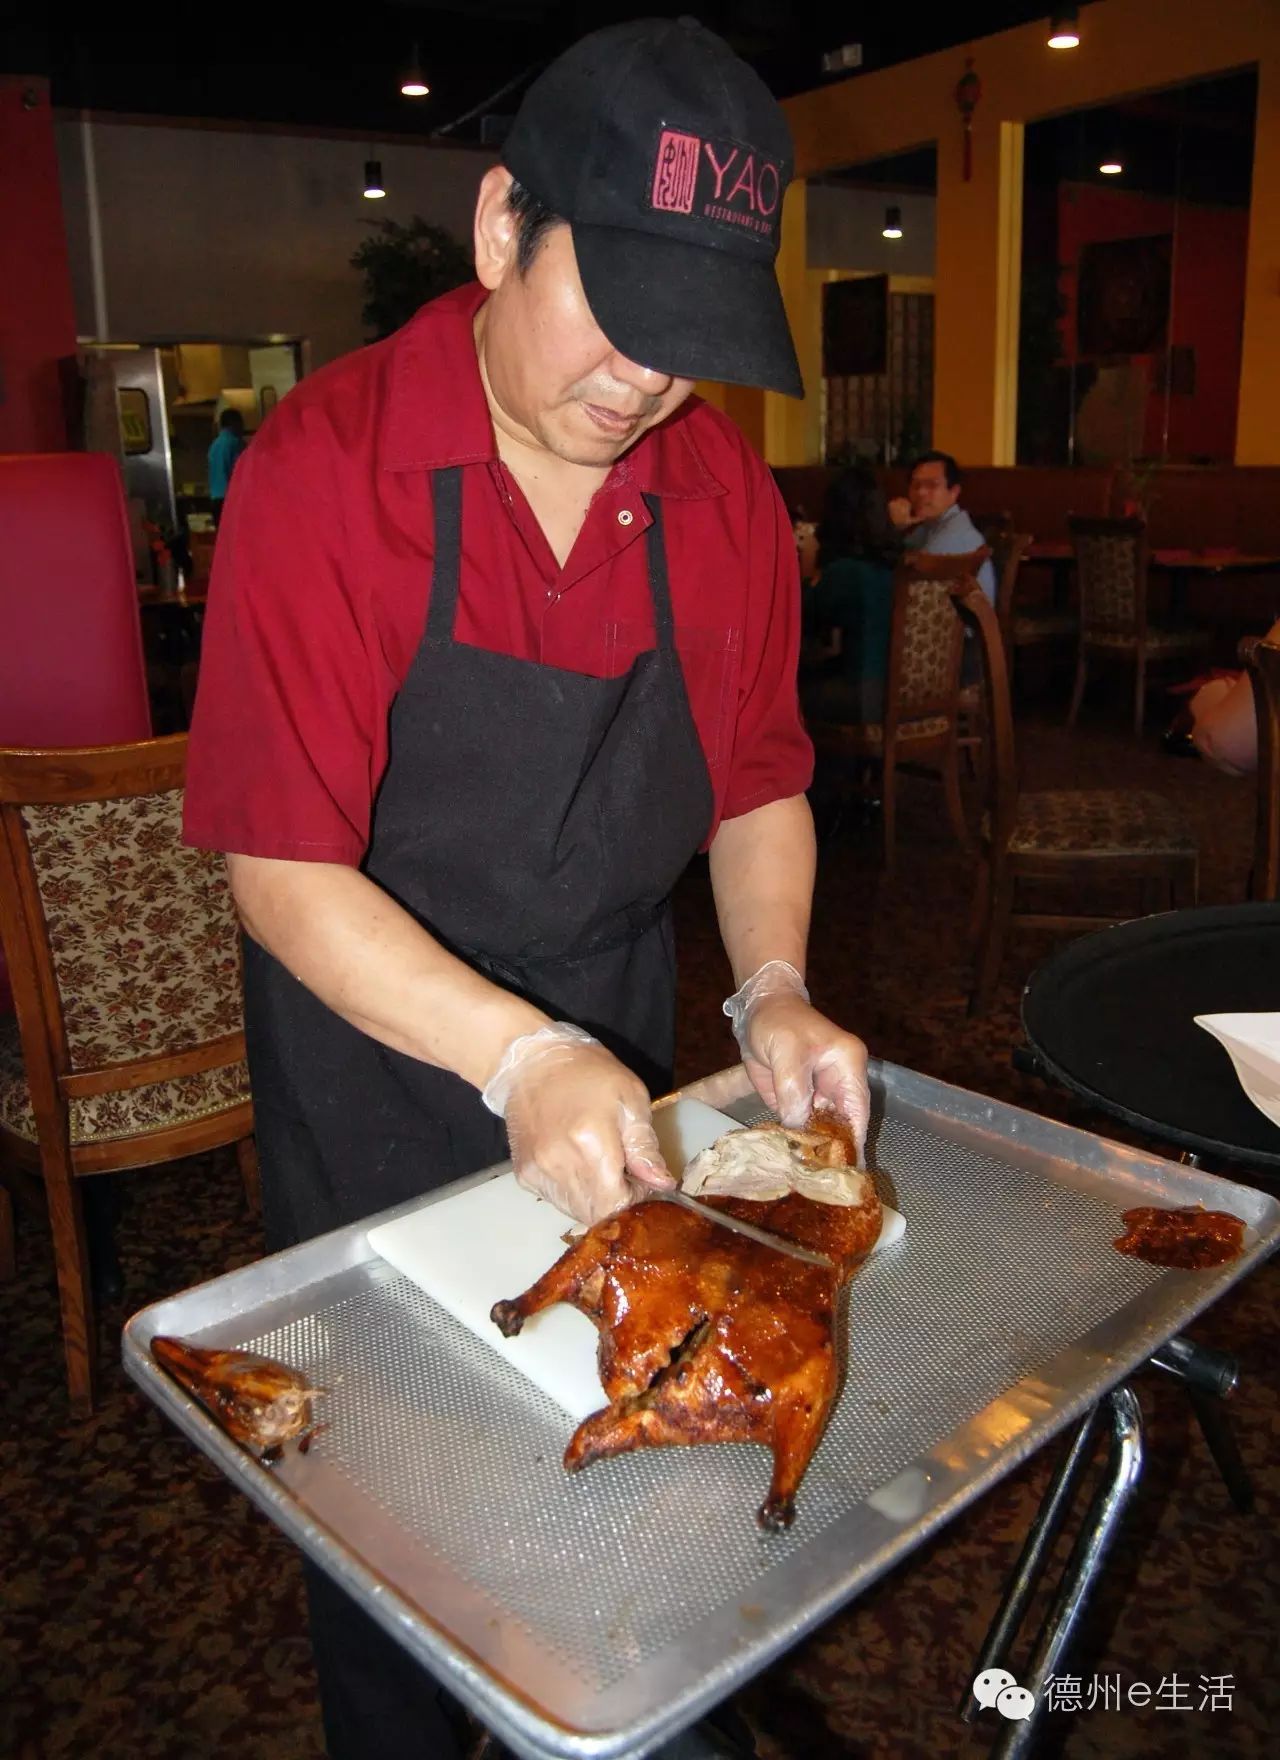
400,45 -> 429,98
363,160 -> 386,199
1099,160 -> 1123,175
1047,6 -> 1080,49
882,205 -> 903,239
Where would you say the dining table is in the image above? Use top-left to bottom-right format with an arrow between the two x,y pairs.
1024,543 -> 1280,622
137,578 -> 209,729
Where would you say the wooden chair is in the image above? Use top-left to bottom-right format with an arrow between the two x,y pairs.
1247,637 -> 1280,901
807,555 -> 982,869
958,533 -> 1032,767
952,580 -> 1199,1014
993,530 -> 1077,682
1067,516 -> 1208,736
0,735 -> 256,1414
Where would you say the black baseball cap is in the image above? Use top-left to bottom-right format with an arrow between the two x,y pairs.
501,15 -> 803,398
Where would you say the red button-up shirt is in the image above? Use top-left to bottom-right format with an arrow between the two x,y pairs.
184,283 -> 812,865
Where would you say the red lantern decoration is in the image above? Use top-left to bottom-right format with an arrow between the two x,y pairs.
956,57 -> 982,182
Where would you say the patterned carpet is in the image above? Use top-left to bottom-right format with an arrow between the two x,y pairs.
2,691 -> 1277,1760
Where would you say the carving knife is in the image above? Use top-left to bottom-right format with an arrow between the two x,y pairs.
654,1186 -> 837,1269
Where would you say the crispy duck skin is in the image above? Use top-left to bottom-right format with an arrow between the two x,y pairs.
151,1336 -> 323,1462
492,1113 -> 881,1530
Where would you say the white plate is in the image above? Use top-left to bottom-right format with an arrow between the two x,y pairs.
1195,1012 -> 1280,1132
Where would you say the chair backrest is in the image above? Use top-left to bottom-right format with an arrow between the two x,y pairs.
1068,515 -> 1149,638
991,531 -> 1033,645
973,511 -> 1014,543
1247,638 -> 1280,901
0,454 -> 151,746
948,577 -> 1019,856
882,552 -> 988,735
0,736 -> 244,1139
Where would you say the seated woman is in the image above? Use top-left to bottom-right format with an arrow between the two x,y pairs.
800,464 -> 898,726
1188,617 -> 1280,775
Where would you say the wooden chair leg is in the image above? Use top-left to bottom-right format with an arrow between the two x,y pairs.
970,863 -> 1014,1015
1172,855 -> 1199,908
1134,653 -> 1147,737
943,741 -> 972,853
0,1183 -> 15,1281
881,753 -> 897,871
44,1159 -> 98,1416
1067,647 -> 1087,726
969,854 -> 992,954
235,1134 -> 261,1215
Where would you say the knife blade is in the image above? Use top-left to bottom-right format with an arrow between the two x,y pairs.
655,1187 -> 836,1270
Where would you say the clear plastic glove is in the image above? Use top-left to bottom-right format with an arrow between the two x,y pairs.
481,1023 -> 675,1225
723,961 -> 871,1162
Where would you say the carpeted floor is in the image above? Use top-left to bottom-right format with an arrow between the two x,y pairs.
2,690 -> 1276,1760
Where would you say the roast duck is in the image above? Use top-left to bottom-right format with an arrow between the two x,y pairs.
492,1112 -> 881,1530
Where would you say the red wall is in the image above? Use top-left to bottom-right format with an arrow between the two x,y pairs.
1057,181 -> 1248,463
0,77 -> 78,453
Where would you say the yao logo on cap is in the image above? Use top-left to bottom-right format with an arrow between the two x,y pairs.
649,129 -> 781,240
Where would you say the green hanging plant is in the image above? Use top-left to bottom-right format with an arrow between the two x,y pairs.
350,216 -> 474,341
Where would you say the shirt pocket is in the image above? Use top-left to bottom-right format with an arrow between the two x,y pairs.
605,620 -> 741,772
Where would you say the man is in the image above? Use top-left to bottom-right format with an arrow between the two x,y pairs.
888,449 -> 997,601
185,17 -> 870,1759
206,407 -> 246,523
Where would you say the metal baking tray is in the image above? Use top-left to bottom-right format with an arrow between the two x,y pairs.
123,1061 -> 1280,1760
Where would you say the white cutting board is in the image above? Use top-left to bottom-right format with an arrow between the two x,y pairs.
367,1098 -> 905,1423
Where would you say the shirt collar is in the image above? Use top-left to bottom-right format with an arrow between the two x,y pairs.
380,282 -> 725,500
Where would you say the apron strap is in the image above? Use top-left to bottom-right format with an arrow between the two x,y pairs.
642,494 -> 676,653
426,466 -> 463,643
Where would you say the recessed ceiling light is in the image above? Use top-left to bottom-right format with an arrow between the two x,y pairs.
1099,160 -> 1123,175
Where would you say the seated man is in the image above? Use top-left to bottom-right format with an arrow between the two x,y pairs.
888,449 -> 996,602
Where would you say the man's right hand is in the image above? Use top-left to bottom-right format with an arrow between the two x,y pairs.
887,496 -> 915,529
483,1025 -> 675,1224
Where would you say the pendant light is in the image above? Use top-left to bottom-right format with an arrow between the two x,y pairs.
1099,159 -> 1123,175
1047,7 -> 1080,49
401,44 -> 429,98
363,159 -> 386,199
882,206 -> 903,239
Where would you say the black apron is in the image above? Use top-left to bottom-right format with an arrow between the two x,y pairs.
244,465 -> 713,1251
241,466 -> 714,1760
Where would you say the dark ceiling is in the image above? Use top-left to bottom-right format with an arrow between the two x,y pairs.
5,1 -> 1089,144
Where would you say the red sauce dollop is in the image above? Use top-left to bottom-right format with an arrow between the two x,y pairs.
1114,1205 -> 1245,1269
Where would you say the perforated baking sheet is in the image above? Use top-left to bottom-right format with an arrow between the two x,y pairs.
123,1062 -> 1280,1760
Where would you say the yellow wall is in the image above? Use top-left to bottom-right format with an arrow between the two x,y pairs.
759,0 -> 1280,466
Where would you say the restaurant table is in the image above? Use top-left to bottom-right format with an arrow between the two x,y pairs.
1021,901 -> 1280,1171
137,583 -> 208,729
1153,549 -> 1280,621
1023,543 -> 1280,622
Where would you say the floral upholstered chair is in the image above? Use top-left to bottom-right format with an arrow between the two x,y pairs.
1067,516 -> 1209,736
0,735 -> 255,1413
950,583 -> 1198,1014
806,556 -> 982,869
